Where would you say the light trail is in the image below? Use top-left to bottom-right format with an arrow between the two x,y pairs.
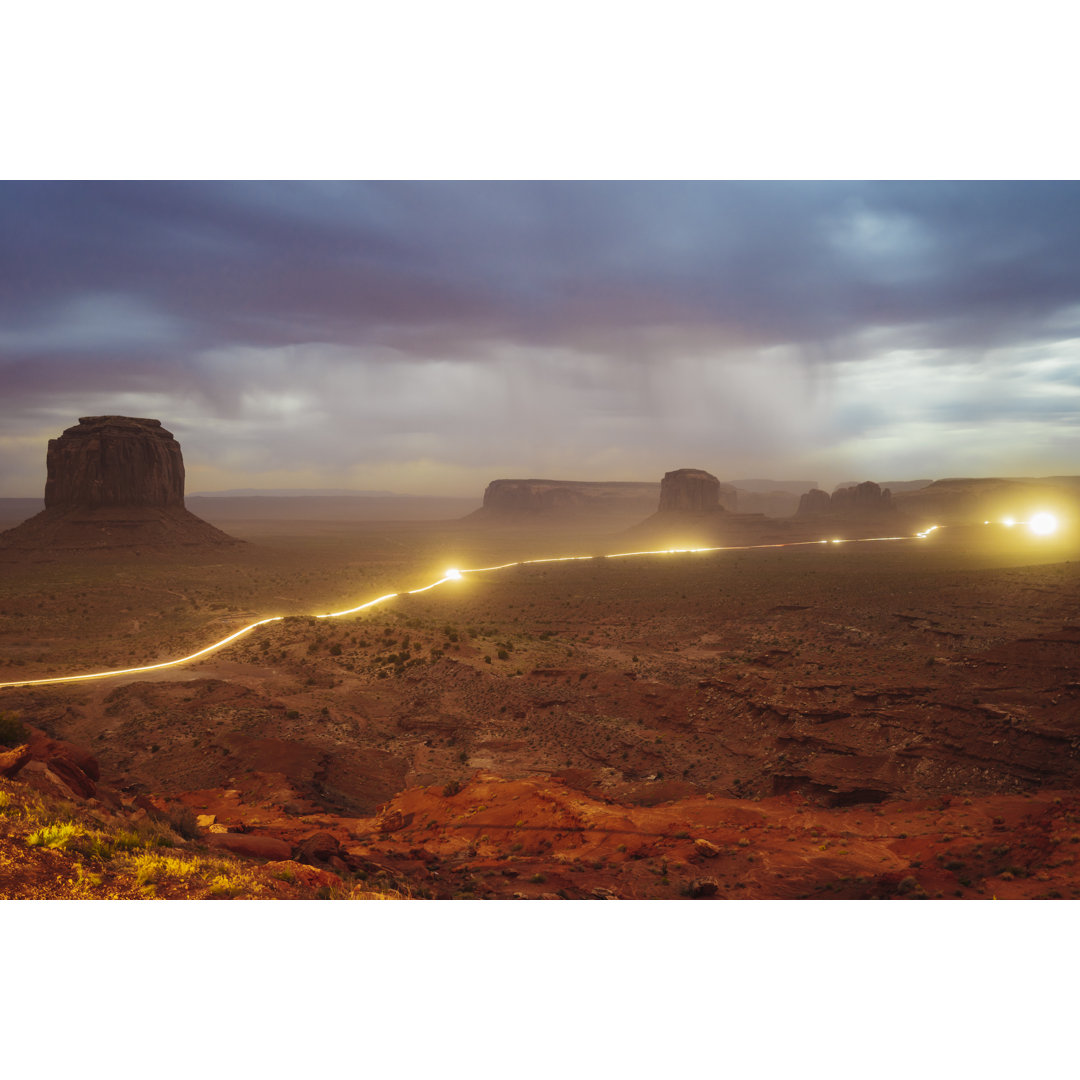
0,516 -> 1058,691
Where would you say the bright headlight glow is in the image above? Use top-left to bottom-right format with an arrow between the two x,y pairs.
446,567 -> 463,580
1003,517 -> 1016,527
1029,513 -> 1058,536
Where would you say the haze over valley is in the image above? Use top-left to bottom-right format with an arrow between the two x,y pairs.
3,181 -> 1080,902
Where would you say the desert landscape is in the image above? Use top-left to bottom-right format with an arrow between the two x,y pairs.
3,419 -> 1078,900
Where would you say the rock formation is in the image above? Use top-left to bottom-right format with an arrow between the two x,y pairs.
658,468 -> 724,513
44,416 -> 186,510
797,481 -> 892,516
832,480 -> 892,513
0,416 -> 241,554
797,488 -> 832,515
478,479 -> 659,517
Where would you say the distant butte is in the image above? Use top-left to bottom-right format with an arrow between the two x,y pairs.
797,480 -> 894,517
475,478 -> 659,518
0,416 -> 241,555
658,468 -> 736,512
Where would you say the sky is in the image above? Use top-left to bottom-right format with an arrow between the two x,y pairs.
2,180 -> 1079,498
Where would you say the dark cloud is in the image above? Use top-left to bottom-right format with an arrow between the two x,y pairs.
2,181 -> 1079,494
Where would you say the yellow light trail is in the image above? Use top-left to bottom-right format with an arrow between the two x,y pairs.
0,519 -> 1044,691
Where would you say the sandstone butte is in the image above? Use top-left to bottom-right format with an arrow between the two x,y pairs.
658,467 -> 737,513
0,416 -> 240,553
478,478 -> 659,516
797,480 -> 894,516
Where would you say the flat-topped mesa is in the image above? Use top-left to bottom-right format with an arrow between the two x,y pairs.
658,468 -> 736,513
479,479 -> 659,516
45,416 -> 185,510
0,416 -> 241,554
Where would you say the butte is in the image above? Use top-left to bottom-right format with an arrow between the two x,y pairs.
0,416 -> 241,556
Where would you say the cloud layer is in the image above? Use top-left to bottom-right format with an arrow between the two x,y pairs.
2,181 -> 1079,495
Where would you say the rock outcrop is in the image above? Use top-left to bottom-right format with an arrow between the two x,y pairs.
477,479 -> 659,518
0,416 -> 240,554
797,488 -> 832,515
45,416 -> 185,510
832,480 -> 892,513
658,469 -> 727,513
797,481 -> 892,516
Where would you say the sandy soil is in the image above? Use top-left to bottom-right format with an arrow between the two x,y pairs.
2,513 -> 1078,898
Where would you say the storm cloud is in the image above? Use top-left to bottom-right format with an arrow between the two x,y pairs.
2,181 -> 1079,496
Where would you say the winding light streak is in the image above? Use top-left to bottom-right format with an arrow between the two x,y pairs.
0,520 -> 1051,691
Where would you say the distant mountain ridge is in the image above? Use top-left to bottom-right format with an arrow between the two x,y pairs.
190,488 -> 399,497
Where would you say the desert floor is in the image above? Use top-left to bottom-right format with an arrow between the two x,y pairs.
2,512 -> 1078,898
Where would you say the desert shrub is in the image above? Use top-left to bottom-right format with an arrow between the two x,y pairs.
26,822 -> 87,851
207,872 -> 246,898
443,779 -> 463,797
164,803 -> 201,840
0,711 -> 27,747
131,851 -> 202,887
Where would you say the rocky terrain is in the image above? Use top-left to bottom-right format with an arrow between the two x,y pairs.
2,509 -> 1079,899
0,416 -> 240,554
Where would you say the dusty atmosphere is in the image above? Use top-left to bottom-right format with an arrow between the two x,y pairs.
3,476 -> 1078,900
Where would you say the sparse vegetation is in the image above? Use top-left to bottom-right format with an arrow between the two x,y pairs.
0,711 -> 27,747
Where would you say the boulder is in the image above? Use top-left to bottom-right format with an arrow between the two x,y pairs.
264,859 -> 344,890
205,833 -> 292,860
28,731 -> 100,781
294,830 -> 342,866
46,756 -> 97,799
0,744 -> 31,778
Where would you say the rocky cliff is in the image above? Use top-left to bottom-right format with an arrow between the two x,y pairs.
798,481 -> 893,516
478,479 -> 659,518
658,468 -> 735,513
45,416 -> 185,510
0,416 -> 240,554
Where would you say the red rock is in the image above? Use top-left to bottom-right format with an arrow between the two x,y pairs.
378,809 -> 414,834
45,416 -> 185,510
46,756 -> 96,799
1,416 -> 240,551
658,468 -> 723,513
295,830 -> 342,865
0,744 -> 31,778
264,860 -> 344,890
28,732 -> 100,781
205,833 -> 292,860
